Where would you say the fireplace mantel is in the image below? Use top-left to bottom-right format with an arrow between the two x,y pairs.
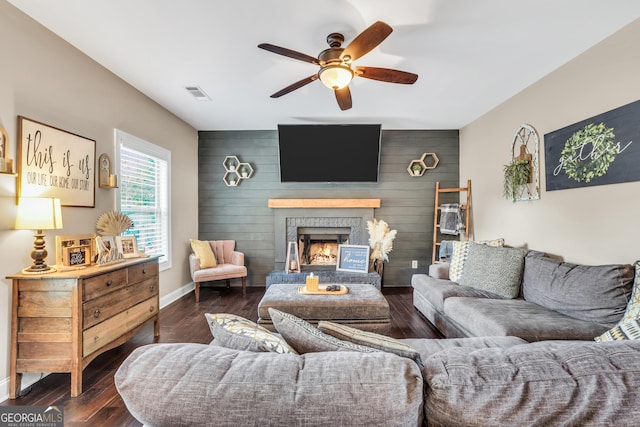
268,199 -> 380,209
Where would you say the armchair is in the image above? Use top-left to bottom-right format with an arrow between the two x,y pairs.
189,240 -> 247,301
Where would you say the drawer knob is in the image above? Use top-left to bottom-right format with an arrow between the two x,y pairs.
94,309 -> 101,318
94,335 -> 100,341
149,305 -> 155,313
106,280 -> 113,287
149,284 -> 155,292
142,269 -> 147,274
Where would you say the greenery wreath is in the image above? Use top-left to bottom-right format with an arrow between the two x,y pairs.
560,122 -> 616,183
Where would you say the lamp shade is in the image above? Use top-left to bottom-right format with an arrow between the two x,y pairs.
15,197 -> 63,230
319,64 -> 354,90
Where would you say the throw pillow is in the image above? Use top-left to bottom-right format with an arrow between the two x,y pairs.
523,256 -> 634,327
190,239 -> 217,268
268,308 -> 378,354
205,313 -> 297,354
458,243 -> 527,298
595,319 -> 640,342
318,321 -> 423,368
449,238 -> 505,283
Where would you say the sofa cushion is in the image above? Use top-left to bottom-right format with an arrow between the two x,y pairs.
443,297 -> 609,341
116,343 -> 424,427
317,321 -> 423,367
522,255 -> 634,327
621,261 -> 640,322
449,238 -> 504,282
458,243 -> 527,298
189,239 -> 217,268
423,340 -> 640,426
401,336 -> 527,362
269,308 -> 376,354
205,313 -> 297,354
411,274 -> 503,313
596,262 -> 640,342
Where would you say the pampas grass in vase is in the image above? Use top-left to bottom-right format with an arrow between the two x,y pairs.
367,219 -> 397,278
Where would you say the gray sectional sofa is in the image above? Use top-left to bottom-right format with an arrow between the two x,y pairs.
114,242 -> 640,426
115,336 -> 640,426
412,243 -> 635,341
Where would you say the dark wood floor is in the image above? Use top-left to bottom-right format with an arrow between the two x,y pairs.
1,285 -> 440,426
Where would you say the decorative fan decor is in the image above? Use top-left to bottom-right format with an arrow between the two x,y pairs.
96,211 -> 133,236
258,21 -> 418,110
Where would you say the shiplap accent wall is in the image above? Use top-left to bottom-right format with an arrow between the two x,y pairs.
198,129 -> 459,288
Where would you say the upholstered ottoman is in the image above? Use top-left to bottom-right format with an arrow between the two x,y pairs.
258,283 -> 391,335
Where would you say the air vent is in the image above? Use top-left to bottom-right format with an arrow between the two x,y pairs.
185,86 -> 211,101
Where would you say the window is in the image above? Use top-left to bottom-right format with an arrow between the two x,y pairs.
115,129 -> 171,270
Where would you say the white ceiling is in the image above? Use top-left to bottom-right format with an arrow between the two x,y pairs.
8,0 -> 640,130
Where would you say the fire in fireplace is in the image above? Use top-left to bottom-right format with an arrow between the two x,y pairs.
298,230 -> 349,267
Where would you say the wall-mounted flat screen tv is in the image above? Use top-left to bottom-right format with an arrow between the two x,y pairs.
278,124 -> 381,183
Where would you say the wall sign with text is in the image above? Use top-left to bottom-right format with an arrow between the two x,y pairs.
18,116 -> 95,207
336,244 -> 370,274
544,99 -> 640,191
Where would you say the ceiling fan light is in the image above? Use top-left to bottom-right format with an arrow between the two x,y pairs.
319,65 -> 353,90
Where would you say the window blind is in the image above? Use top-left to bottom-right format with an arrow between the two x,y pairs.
116,130 -> 171,269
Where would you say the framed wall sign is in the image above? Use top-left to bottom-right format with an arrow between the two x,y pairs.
17,116 -> 96,207
336,244 -> 370,274
545,99 -> 640,191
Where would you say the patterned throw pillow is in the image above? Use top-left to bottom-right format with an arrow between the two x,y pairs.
268,308 -> 377,354
449,238 -> 505,283
595,261 -> 640,342
595,319 -> 640,342
190,239 -> 217,268
205,313 -> 297,354
318,321 -> 423,368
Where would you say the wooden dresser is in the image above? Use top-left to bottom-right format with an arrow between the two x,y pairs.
7,257 -> 160,398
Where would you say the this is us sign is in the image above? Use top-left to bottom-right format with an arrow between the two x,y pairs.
544,99 -> 640,191
18,116 -> 95,207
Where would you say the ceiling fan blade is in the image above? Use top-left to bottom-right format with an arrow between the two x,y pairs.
354,66 -> 418,84
258,43 -> 319,65
270,74 -> 318,98
341,21 -> 393,62
334,86 -> 352,111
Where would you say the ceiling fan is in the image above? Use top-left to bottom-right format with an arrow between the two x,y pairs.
258,21 -> 418,111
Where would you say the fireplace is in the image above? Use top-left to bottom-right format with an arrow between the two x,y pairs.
270,201 -> 377,272
298,227 -> 350,268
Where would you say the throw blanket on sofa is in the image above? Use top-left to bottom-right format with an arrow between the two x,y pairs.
439,204 -> 464,235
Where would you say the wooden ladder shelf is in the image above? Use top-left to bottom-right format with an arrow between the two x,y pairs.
432,179 -> 472,264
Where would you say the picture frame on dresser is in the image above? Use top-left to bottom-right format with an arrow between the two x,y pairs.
116,235 -> 138,258
55,234 -> 97,266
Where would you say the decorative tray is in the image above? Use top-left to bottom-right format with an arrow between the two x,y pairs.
298,285 -> 349,295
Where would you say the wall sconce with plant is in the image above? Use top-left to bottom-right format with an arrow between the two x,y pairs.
503,124 -> 540,202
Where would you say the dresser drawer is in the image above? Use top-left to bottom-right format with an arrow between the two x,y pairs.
82,278 -> 158,329
129,260 -> 158,284
83,297 -> 158,356
83,269 -> 128,301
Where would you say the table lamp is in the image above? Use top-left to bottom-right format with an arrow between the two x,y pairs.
15,197 -> 63,274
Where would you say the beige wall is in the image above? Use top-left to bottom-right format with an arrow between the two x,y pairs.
460,18 -> 640,265
0,1 -> 198,394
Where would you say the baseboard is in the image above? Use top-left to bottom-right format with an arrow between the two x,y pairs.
160,281 -> 195,308
0,281 -> 196,402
